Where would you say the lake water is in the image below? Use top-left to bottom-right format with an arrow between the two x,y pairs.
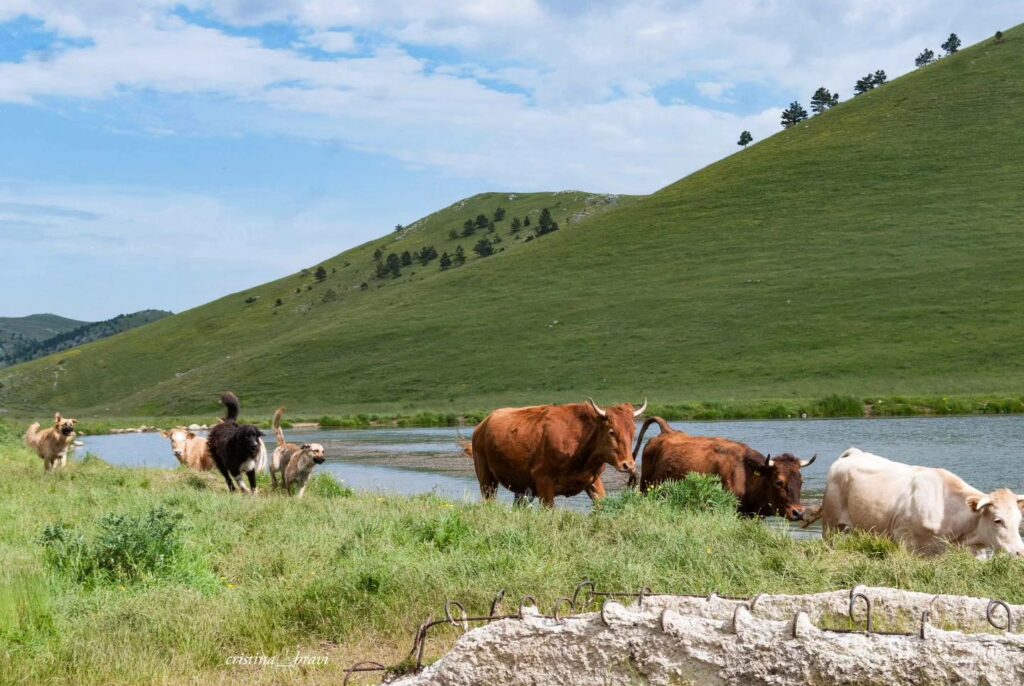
80,416 -> 1024,515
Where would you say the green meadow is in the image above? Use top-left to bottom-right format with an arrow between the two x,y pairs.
3,29 -> 1024,421
3,423 -> 1023,685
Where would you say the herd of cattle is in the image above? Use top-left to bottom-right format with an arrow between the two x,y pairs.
25,396 -> 1024,559
468,398 -> 1024,559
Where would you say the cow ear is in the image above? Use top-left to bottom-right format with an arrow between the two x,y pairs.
187,432 -> 196,439
966,495 -> 990,512
1017,495 -> 1024,512
161,430 -> 170,438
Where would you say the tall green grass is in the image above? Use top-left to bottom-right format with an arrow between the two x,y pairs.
2,422 -> 1023,684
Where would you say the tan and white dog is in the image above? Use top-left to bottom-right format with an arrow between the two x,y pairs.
161,428 -> 215,471
283,444 -> 327,498
25,413 -> 78,471
270,407 -> 325,490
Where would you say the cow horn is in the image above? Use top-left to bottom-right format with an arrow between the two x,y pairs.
799,454 -> 817,468
633,398 -> 648,417
587,397 -> 607,418
764,453 -> 773,467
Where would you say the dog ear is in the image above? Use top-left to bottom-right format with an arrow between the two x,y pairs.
54,412 -> 62,423
300,444 -> 312,450
70,419 -> 77,426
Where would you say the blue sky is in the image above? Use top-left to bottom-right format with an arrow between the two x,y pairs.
1,1 -> 1019,320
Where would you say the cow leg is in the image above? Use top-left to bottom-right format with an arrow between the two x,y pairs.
513,492 -> 531,507
472,457 -> 499,501
585,478 -> 607,502
535,480 -> 556,508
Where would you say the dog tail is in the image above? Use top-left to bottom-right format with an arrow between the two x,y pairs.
272,406 -> 287,447
24,422 -> 41,447
220,392 -> 240,422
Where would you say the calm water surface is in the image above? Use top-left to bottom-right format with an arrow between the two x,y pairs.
80,416 -> 1024,510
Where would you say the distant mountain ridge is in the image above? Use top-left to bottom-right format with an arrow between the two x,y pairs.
0,310 -> 172,368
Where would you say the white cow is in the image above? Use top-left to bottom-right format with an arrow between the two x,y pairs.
818,448 -> 1024,558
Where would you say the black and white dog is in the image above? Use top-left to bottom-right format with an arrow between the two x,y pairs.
207,392 -> 266,494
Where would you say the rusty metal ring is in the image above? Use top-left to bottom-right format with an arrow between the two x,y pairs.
848,584 -> 866,601
572,580 -> 595,611
600,598 -> 615,626
919,609 -> 931,639
551,597 -> 574,623
849,592 -> 873,633
987,599 -> 1013,632
790,611 -> 802,639
749,593 -> 764,613
410,616 -> 433,668
343,661 -> 387,685
488,589 -> 506,620
518,595 -> 538,619
445,600 -> 469,630
637,586 -> 652,608
706,591 -> 718,602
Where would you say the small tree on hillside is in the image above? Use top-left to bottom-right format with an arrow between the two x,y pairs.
737,130 -> 753,148
536,208 -> 559,235
523,216 -> 531,227
994,30 -> 1004,44
394,224 -> 403,233
510,216 -> 522,233
853,75 -> 875,95
915,48 -> 935,67
473,238 -> 494,257
810,87 -> 840,114
373,248 -> 383,262
439,252 -> 452,270
418,245 -> 438,265
462,220 -> 476,238
493,207 -> 506,221
871,70 -> 888,87
475,214 -> 489,230
448,228 -> 458,240
385,253 -> 401,278
314,266 -> 327,282
454,245 -> 466,265
941,33 -> 961,55
780,101 -> 808,128
400,251 -> 412,267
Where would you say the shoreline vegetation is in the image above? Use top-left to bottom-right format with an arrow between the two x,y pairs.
10,392 -> 1024,435
2,420 -> 1023,685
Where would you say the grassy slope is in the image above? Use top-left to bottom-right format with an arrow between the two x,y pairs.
2,425 -> 1022,685
3,29 -> 1024,419
0,314 -> 87,341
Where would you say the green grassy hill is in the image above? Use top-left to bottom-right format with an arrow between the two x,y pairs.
0,314 -> 86,341
2,28 -> 1023,419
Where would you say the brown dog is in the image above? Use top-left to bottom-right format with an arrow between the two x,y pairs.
283,444 -> 326,497
25,413 -> 78,471
270,407 -> 325,489
161,428 -> 215,471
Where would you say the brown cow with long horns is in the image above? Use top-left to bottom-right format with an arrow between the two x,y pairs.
634,417 -> 815,521
467,398 -> 647,507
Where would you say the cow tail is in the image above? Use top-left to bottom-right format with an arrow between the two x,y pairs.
220,392 -> 240,422
632,416 -> 674,458
272,406 -> 287,447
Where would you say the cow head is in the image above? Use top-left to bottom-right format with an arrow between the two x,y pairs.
586,397 -> 647,476
746,452 -> 816,521
965,490 -> 1024,557
163,428 -> 197,462
54,413 -> 77,437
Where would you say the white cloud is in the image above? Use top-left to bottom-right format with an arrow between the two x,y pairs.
0,1 -> 1019,194
301,30 -> 357,53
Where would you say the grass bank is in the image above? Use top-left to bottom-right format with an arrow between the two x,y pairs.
26,391 -> 1024,435
2,421 -> 1022,685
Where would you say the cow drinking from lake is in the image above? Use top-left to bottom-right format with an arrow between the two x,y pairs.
634,417 -> 815,521
467,398 -> 646,507
817,448 -> 1024,558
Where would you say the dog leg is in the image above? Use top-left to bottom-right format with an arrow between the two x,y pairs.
246,470 -> 257,494
297,483 -> 307,498
217,464 -> 236,492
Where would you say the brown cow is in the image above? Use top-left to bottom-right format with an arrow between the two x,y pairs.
635,417 -> 815,521
468,398 -> 647,507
